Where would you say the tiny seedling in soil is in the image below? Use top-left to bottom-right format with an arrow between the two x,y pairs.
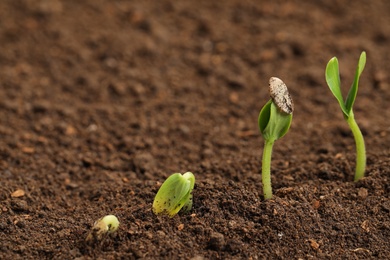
86,215 -> 120,242
153,172 -> 195,217
325,51 -> 367,181
258,77 -> 293,200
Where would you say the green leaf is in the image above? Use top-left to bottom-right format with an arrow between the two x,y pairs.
153,172 -> 195,217
325,57 -> 349,117
258,100 -> 292,142
345,51 -> 366,114
258,100 -> 272,137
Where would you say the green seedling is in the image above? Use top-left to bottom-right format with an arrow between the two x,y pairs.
258,77 -> 293,200
325,51 -> 366,181
86,214 -> 120,242
153,172 -> 195,217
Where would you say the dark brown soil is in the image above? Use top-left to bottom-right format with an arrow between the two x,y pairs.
1,0 -> 389,259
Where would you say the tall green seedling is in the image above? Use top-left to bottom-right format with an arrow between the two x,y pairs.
258,77 -> 293,200
325,51 -> 366,181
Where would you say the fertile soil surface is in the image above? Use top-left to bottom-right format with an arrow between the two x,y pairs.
1,1 -> 389,259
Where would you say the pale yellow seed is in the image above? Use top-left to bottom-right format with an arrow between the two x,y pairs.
86,215 -> 119,242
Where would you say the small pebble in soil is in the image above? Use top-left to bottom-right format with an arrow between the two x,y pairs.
309,239 -> 320,250
228,220 -> 236,228
361,220 -> 370,232
312,199 -> 321,209
358,188 -> 368,200
177,223 -> 184,231
11,189 -> 25,198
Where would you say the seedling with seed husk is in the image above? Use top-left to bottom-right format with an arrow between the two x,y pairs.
258,77 -> 294,200
325,51 -> 366,181
86,214 -> 120,243
153,172 -> 195,217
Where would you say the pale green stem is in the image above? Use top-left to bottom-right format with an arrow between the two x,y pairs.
346,111 -> 366,181
262,139 -> 274,200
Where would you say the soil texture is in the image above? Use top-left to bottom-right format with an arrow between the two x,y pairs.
0,0 -> 390,259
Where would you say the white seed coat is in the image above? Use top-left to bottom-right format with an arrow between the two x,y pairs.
269,77 -> 294,114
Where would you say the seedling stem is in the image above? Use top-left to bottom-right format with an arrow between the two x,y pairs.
346,111 -> 366,181
262,139 -> 274,200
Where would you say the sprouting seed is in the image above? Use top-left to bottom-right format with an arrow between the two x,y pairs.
153,172 -> 195,217
258,77 -> 293,200
269,77 -> 294,114
86,215 -> 119,242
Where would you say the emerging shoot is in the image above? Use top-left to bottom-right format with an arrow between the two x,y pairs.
153,172 -> 195,217
325,51 -> 367,181
86,214 -> 120,242
258,77 -> 293,200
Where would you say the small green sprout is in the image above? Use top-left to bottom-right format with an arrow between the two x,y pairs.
86,214 -> 120,242
258,77 -> 293,200
153,172 -> 195,217
325,51 -> 367,181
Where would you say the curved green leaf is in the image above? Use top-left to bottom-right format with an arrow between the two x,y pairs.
345,51 -> 366,114
258,101 -> 292,142
258,100 -> 272,138
325,57 -> 348,117
153,172 -> 195,217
